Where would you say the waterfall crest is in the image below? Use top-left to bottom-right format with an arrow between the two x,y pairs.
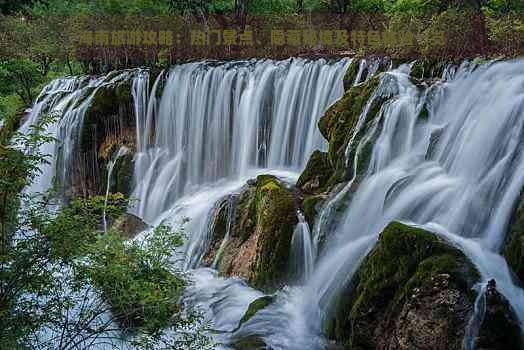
130,59 -> 350,223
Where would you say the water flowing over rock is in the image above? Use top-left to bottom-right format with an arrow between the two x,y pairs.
130,59 -> 350,223
21,58 -> 524,350
203,175 -> 298,290
327,221 -> 481,350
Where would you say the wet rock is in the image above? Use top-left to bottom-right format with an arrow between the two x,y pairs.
476,279 -> 524,350
71,81 -> 137,198
503,194 -> 524,282
231,335 -> 267,350
328,221 -> 481,350
317,75 -> 386,190
343,59 -> 360,91
203,175 -> 298,291
296,150 -> 333,194
237,295 -> 276,328
410,59 -> 459,82
201,198 -> 231,267
112,213 -> 149,239
302,194 -> 326,229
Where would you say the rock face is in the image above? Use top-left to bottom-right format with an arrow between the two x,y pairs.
328,221 -> 481,350
203,175 -> 298,290
112,213 -> 149,239
503,194 -> 524,282
297,150 -> 333,194
297,72 -> 389,230
476,279 -> 524,350
71,81 -> 136,198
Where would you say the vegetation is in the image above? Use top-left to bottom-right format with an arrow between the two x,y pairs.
329,222 -> 481,349
1,0 -> 522,15
0,112 -> 211,348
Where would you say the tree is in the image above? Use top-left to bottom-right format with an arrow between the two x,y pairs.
0,111 -> 211,349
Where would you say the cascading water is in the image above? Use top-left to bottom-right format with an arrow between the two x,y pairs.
19,70 -> 142,197
102,145 -> 130,233
289,211 -> 315,283
130,59 -> 351,223
226,60 -> 524,349
21,57 -> 524,350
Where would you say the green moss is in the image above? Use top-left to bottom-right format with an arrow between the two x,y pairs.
343,59 -> 360,91
99,153 -> 134,197
318,76 -> 386,190
351,222 -> 479,317
410,59 -> 457,81
329,221 -> 480,346
303,195 -> 324,229
238,295 -> 275,328
296,150 -> 333,193
251,175 -> 297,290
233,185 -> 257,243
503,197 -> 524,281
113,154 -> 134,196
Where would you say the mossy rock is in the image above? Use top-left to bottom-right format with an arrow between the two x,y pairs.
112,213 -> 149,239
73,78 -> 136,198
503,194 -> 524,282
202,176 -> 298,291
231,335 -> 267,350
303,194 -> 325,229
237,295 -> 276,329
296,150 -> 333,194
317,75 -> 386,189
251,175 -> 298,290
343,59 -> 360,91
201,198 -> 231,267
328,221 -> 481,349
99,153 -> 134,197
476,279 -> 524,350
410,59 -> 458,81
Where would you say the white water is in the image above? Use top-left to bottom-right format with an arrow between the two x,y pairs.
185,60 -> 524,349
102,146 -> 129,233
289,211 -> 315,284
21,58 -> 524,349
19,70 -> 140,197
130,59 -> 350,223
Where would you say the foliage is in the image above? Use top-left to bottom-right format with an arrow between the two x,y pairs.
86,225 -> 185,334
0,59 -> 44,107
30,0 -> 171,14
0,110 -> 210,348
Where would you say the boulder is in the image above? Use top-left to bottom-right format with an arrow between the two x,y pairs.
202,175 -> 298,291
476,279 -> 524,350
297,150 -> 333,194
328,221 -> 481,350
503,194 -> 524,282
112,213 -> 149,239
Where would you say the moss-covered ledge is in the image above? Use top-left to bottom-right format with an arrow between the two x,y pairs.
296,150 -> 333,194
328,221 -> 481,350
503,194 -> 524,282
251,175 -> 298,290
202,175 -> 298,291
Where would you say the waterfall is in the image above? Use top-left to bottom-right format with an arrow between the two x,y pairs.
289,211 -> 315,283
186,60 -> 524,350
299,60 -> 524,346
20,57 -> 524,349
102,146 -> 129,233
19,70 -> 142,197
130,58 -> 350,223
211,195 -> 238,269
